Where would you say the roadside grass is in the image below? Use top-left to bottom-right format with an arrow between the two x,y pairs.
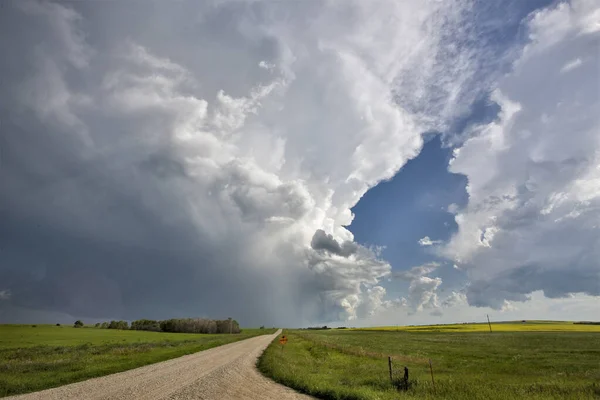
0,324 -> 275,397
258,326 -> 600,400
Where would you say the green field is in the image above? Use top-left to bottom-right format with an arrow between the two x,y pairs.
0,324 -> 275,397
258,322 -> 600,400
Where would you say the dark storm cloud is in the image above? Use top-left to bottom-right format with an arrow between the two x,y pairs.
0,114 -> 284,324
466,264 -> 600,309
310,229 -> 359,258
0,1 -> 301,326
1,0 -> 389,326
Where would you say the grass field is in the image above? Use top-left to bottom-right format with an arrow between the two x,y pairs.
258,322 -> 600,400
0,324 -> 276,397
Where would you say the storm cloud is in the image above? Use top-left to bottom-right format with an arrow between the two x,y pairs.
1,0 -> 486,325
2,0 -> 597,326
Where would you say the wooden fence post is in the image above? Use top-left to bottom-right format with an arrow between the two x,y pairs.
388,356 -> 393,383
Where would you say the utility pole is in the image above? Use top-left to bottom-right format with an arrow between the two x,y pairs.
487,314 -> 492,333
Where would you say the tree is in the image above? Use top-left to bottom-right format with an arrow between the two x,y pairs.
74,320 -> 84,328
131,319 -> 161,332
108,320 -> 129,330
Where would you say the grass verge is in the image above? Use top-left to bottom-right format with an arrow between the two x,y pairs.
258,327 -> 600,400
0,324 -> 275,397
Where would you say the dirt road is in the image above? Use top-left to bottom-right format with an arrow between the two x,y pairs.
6,329 -> 312,400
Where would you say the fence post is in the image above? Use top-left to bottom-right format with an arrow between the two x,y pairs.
388,356 -> 393,383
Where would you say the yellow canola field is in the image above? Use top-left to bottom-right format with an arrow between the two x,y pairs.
353,321 -> 600,332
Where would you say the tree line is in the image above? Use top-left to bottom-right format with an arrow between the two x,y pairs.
81,317 -> 241,334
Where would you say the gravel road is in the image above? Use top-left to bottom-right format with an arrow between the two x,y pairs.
6,329 -> 312,400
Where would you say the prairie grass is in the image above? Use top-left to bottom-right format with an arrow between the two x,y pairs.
258,324 -> 600,400
0,324 -> 275,397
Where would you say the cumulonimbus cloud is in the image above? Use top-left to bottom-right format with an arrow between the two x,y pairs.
4,0 -> 590,325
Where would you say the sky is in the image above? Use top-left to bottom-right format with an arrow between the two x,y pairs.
0,0 -> 598,327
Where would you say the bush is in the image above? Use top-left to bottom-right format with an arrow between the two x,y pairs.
74,320 -> 84,328
56,323 -> 61,327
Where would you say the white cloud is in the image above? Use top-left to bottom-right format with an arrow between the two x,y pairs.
408,276 -> 442,313
418,236 -> 442,246
500,300 -> 518,313
258,61 -> 276,71
442,0 -> 600,309
559,58 -> 583,73
308,230 -> 392,320
441,290 -> 468,308
447,203 -> 459,214
360,286 -> 391,317
0,290 -> 11,301
394,262 -> 440,281
394,263 -> 442,313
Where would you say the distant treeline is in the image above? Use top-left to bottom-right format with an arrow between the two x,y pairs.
305,326 -> 331,330
574,321 -> 600,325
90,318 -> 241,334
